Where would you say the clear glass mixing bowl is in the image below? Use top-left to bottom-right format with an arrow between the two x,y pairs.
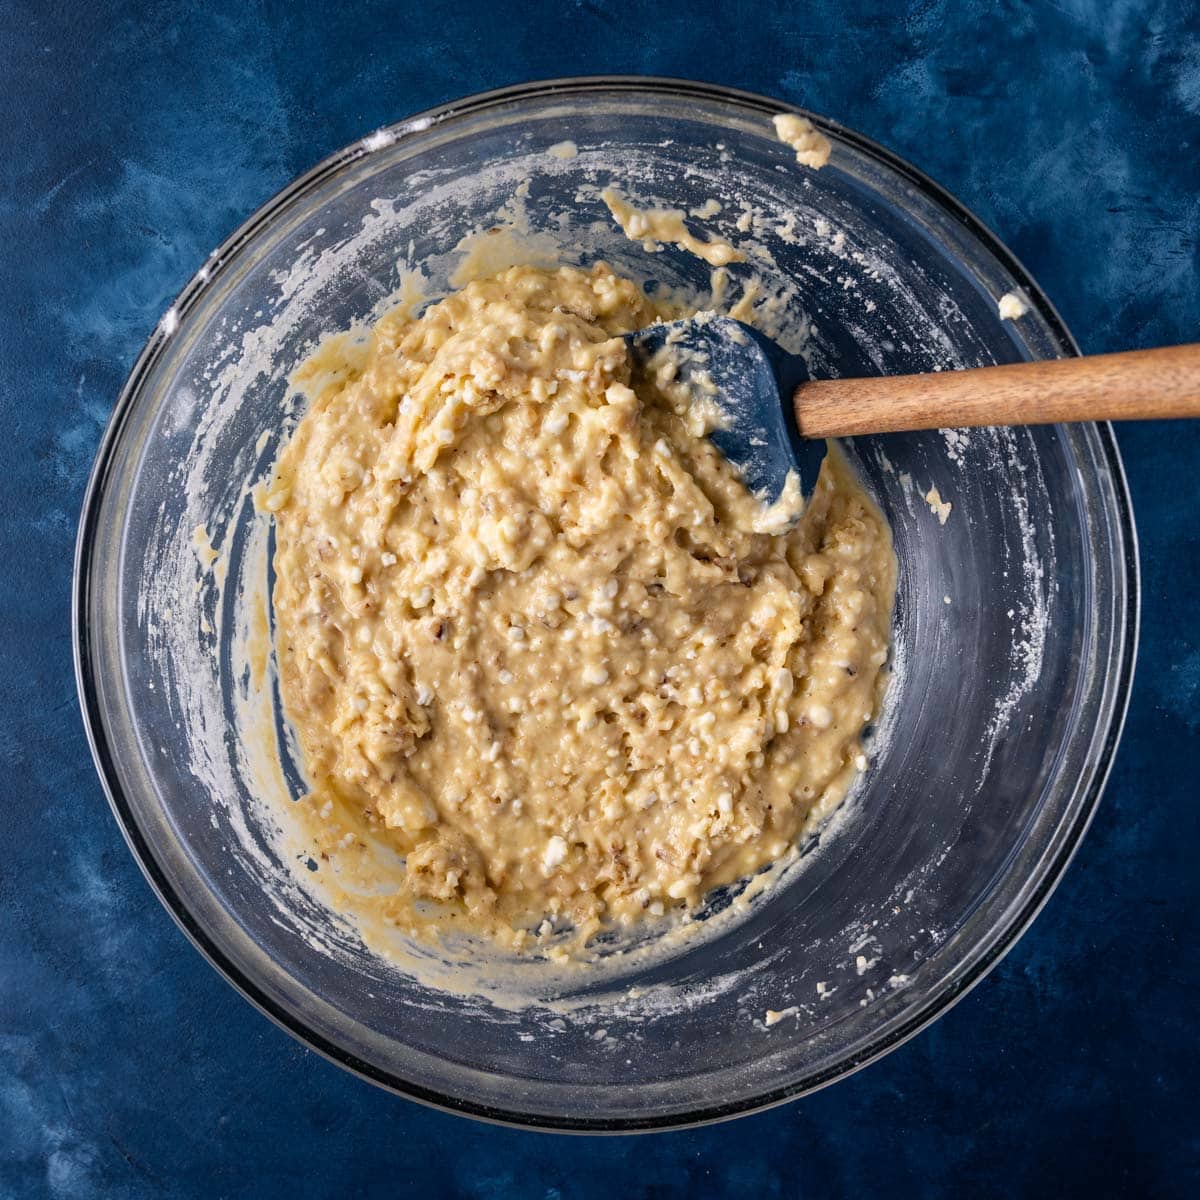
74,78 -> 1137,1130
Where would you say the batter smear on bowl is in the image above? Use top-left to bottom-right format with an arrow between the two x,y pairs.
266,263 -> 895,952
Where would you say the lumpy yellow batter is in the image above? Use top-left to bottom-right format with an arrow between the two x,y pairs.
267,263 -> 894,951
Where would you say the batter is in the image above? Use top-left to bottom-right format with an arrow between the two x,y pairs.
773,113 -> 833,169
266,263 -> 894,951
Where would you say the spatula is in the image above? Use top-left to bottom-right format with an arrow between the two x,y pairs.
626,317 -> 1200,510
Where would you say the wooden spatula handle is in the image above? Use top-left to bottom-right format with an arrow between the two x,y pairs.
793,343 -> 1200,438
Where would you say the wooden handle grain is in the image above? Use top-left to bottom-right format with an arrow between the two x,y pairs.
793,343 -> 1200,438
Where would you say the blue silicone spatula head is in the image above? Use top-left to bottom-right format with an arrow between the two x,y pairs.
626,316 -> 827,523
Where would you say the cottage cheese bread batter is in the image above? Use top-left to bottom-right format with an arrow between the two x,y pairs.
268,263 -> 894,951
772,113 -> 832,169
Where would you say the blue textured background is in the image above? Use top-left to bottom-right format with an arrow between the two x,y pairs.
3,1 -> 1198,1195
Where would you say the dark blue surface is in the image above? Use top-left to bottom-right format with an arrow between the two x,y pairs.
3,1 -> 1198,1194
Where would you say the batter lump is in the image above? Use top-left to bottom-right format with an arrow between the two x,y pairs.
267,263 -> 895,951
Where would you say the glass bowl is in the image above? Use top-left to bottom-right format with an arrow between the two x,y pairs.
74,77 -> 1137,1131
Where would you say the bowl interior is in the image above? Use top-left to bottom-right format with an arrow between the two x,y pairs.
78,82 -> 1133,1129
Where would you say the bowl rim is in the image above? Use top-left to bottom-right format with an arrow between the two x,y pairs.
73,74 -> 1140,1133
